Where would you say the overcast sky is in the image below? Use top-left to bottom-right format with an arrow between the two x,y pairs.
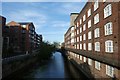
2,2 -> 86,43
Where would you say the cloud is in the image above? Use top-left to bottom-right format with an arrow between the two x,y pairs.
51,21 -> 69,28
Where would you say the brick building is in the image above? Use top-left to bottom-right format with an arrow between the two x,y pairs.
64,1 -> 120,79
2,20 -> 42,57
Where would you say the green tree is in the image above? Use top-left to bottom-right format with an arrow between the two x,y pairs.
38,41 -> 56,60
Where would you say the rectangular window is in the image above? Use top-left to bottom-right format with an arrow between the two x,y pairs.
77,29 -> 79,34
88,9 -> 91,17
95,42 -> 100,51
95,61 -> 100,70
88,58 -> 92,65
83,24 -> 86,31
80,55 -> 82,60
104,22 -> 112,35
94,14 -> 99,24
88,43 -> 92,51
83,57 -> 86,62
80,19 -> 82,25
77,37 -> 79,42
80,27 -> 82,33
80,44 -> 82,49
94,28 -> 100,38
77,22 -> 79,27
105,40 -> 113,53
94,0 -> 99,11
80,36 -> 82,41
83,34 -> 86,40
104,4 -> 112,18
77,44 -> 79,49
83,43 -> 86,50
88,31 -> 92,39
88,20 -> 91,28
83,15 -> 86,22
106,65 -> 114,77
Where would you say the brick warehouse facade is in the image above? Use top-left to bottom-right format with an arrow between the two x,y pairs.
64,1 -> 120,79
2,20 -> 42,57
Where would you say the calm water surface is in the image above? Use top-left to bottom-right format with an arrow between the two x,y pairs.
18,52 -> 87,79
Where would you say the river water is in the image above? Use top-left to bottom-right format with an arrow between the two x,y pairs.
15,52 -> 87,79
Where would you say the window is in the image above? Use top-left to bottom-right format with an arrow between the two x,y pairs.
105,40 -> 113,53
94,28 -> 100,38
80,55 -> 82,60
104,4 -> 112,18
80,19 -> 82,24
106,65 -> 114,77
80,36 -> 82,41
104,22 -> 112,35
95,61 -> 100,70
94,14 -> 99,24
103,0 -> 106,2
83,24 -> 86,31
77,37 -> 79,42
88,20 -> 91,28
88,31 -> 92,39
77,44 -> 79,49
83,15 -> 86,22
22,25 -> 26,28
83,57 -> 86,62
95,42 -> 100,51
94,0 -> 99,11
88,58 -> 92,65
88,43 -> 92,50
77,22 -> 79,27
80,44 -> 82,49
88,9 -> 91,17
80,27 -> 82,33
83,34 -> 86,40
83,43 -> 86,50
77,29 -> 79,34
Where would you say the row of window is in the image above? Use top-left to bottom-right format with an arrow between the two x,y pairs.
75,40 -> 113,53
75,22 -> 113,42
75,3 -> 112,29
70,52 -> 114,77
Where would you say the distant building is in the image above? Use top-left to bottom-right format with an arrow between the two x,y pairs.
64,1 -> 120,79
2,21 -> 42,57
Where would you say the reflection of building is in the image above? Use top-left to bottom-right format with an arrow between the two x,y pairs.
64,1 -> 120,79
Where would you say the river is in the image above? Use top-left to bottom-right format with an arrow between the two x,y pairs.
11,52 -> 87,79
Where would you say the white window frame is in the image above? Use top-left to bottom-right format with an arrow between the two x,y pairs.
83,15 -> 86,22
77,37 -> 79,42
88,43 -> 92,51
104,22 -> 112,35
77,44 -> 79,49
80,55 -> 82,60
80,36 -> 82,41
83,57 -> 86,62
95,61 -> 100,70
83,24 -> 86,31
77,29 -> 79,34
83,43 -> 86,50
88,9 -> 91,17
95,42 -> 100,51
94,28 -> 100,38
88,58 -> 92,65
83,34 -> 86,40
105,40 -> 113,53
104,4 -> 112,18
80,19 -> 82,25
106,65 -> 114,77
94,14 -> 99,24
94,0 -> 99,11
88,31 -> 92,39
80,27 -> 82,33
80,44 -> 82,49
88,20 -> 91,28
